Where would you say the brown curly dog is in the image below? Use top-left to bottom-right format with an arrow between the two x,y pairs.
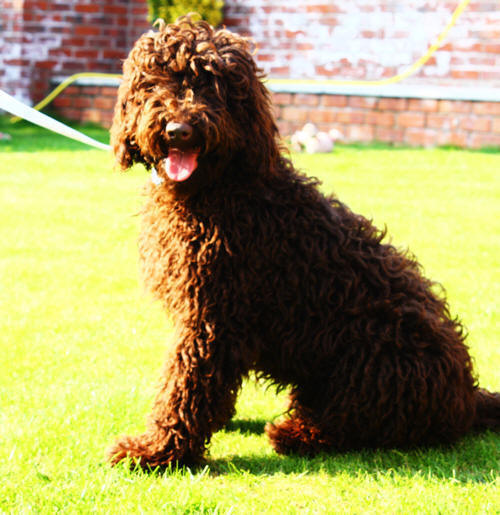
107,16 -> 499,469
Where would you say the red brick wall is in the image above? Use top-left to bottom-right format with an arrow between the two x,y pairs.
52,84 -> 119,127
224,0 -> 500,87
2,0 -> 499,149
274,93 -> 500,149
2,0 -> 500,105
0,0 -> 151,104
1,0 -> 29,102
54,84 -> 500,149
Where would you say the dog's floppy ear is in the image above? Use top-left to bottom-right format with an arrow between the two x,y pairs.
110,90 -> 148,171
110,40 -> 153,171
223,52 -> 281,175
113,135 -> 140,171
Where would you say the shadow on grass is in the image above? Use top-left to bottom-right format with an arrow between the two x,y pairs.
128,420 -> 499,483
225,418 -> 268,435
207,423 -> 499,484
114,416 -> 499,482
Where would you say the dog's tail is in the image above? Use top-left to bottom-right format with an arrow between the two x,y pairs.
473,388 -> 500,431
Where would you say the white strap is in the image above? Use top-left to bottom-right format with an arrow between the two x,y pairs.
0,89 -> 111,151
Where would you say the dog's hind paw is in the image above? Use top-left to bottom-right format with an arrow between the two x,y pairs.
265,418 -> 332,456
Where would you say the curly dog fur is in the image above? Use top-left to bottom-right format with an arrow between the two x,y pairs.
108,17 -> 499,469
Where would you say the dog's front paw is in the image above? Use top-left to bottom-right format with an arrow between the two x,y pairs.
107,432 -> 200,470
107,434 -> 159,469
107,435 -> 140,467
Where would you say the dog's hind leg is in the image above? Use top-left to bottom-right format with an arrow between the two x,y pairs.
473,388 -> 500,431
265,416 -> 332,456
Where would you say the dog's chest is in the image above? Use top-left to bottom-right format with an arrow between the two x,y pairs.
138,200 -> 225,313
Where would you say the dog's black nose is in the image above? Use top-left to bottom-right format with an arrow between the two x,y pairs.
166,122 -> 193,142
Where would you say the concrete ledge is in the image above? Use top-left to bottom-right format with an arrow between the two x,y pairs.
52,75 -> 499,103
51,75 -> 122,88
267,81 -> 500,103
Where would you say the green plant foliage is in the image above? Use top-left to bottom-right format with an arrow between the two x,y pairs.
148,0 -> 224,26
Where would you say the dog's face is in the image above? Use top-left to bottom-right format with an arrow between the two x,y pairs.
111,17 -> 279,189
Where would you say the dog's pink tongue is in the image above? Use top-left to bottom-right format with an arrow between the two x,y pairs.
164,149 -> 199,182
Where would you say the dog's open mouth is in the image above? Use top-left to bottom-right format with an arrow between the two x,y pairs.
163,149 -> 200,182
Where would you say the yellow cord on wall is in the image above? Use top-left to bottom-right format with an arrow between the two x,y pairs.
267,0 -> 471,88
10,72 -> 122,123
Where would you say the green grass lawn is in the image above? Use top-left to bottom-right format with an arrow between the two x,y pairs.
1,118 -> 499,513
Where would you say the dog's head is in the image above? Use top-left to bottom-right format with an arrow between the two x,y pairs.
111,16 -> 281,190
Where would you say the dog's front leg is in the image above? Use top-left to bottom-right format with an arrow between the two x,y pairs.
107,328 -> 243,470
